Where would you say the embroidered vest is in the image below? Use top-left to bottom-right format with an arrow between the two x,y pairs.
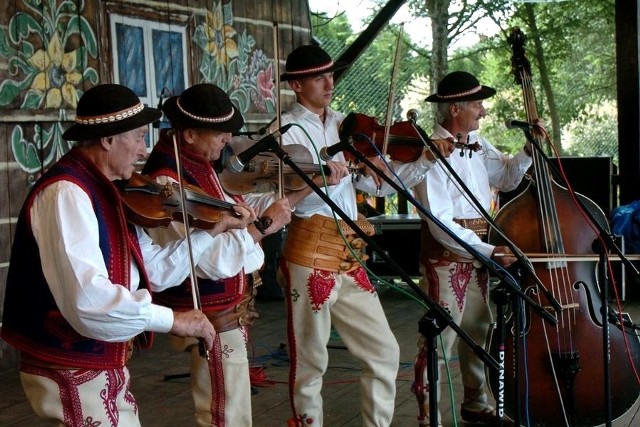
1,148 -> 150,369
142,130 -> 245,311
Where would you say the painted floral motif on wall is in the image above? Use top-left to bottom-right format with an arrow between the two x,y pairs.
0,0 -> 98,175
3,0 -> 277,180
193,0 -> 276,114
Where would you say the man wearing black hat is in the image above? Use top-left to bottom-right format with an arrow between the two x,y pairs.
275,45 -> 454,427
143,83 -> 309,427
1,83 -> 218,426
412,71 -> 533,426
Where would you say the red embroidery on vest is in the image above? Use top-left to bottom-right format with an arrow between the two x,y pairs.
349,267 -> 375,293
306,269 -> 335,312
145,136 -> 245,308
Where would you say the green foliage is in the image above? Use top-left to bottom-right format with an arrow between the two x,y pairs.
312,0 -> 617,160
431,0 -> 616,158
312,0 -> 619,213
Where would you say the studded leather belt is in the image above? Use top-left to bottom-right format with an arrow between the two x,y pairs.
206,271 -> 261,333
282,214 -> 375,273
420,218 -> 489,263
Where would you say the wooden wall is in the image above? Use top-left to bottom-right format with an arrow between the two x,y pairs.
0,0 -> 311,368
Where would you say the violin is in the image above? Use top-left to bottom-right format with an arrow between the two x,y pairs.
339,112 -> 425,163
339,112 -> 470,162
117,172 -> 238,229
218,139 -> 363,195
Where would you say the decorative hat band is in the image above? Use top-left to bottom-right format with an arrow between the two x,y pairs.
286,61 -> 335,76
177,98 -> 235,123
75,102 -> 144,125
437,85 -> 482,100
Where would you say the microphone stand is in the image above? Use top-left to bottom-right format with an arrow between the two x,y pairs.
261,143 -> 503,426
264,139 -> 559,426
521,127 -> 640,427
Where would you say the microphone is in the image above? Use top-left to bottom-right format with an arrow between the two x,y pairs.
406,109 -> 419,123
225,124 -> 293,173
153,96 -> 164,128
154,88 -> 171,128
505,119 -> 537,130
318,139 -> 354,162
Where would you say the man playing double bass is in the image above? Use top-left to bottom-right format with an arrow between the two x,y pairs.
412,71 -> 533,426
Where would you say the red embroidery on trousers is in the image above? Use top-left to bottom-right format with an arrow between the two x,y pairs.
477,267 -> 489,300
289,413 -> 314,426
421,257 -> 450,308
102,367 -> 131,426
449,263 -> 474,312
209,334 -> 226,426
306,269 -> 335,312
349,267 -> 376,293
21,364 -> 130,427
279,258 -> 300,421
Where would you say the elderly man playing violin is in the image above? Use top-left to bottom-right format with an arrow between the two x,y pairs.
1,84 -> 219,426
412,71 -> 533,426
274,44 -> 454,427
142,83 -> 334,427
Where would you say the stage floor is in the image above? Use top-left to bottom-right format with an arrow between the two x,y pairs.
2,281 -> 640,426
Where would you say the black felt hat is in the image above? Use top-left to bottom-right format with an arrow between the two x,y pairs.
280,45 -> 348,82
161,83 -> 244,132
62,84 -> 161,141
425,71 -> 496,103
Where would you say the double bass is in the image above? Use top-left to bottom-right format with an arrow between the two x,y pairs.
488,28 -> 640,426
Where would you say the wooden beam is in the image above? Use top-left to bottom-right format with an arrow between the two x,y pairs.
333,0 -> 407,83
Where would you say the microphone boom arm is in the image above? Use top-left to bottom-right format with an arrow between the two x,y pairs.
266,143 -> 502,373
346,137 -> 558,326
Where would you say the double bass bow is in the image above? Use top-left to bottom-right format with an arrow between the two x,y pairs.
488,27 -> 640,426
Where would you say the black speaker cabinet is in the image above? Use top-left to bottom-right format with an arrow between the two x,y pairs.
365,214 -> 421,278
500,156 -> 614,216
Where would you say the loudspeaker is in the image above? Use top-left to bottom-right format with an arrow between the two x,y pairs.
500,156 -> 614,216
365,214 -> 421,278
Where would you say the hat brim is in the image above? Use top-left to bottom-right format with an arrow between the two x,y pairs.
62,107 -> 161,141
280,61 -> 348,82
162,97 -> 244,132
425,85 -> 496,103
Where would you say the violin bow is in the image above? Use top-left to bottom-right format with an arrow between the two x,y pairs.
381,24 -> 404,159
170,131 -> 210,361
272,22 -> 284,198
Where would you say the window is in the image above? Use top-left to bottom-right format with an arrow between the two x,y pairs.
110,14 -> 188,150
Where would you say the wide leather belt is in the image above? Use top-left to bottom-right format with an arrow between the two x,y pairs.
282,214 -> 375,273
206,271 -> 261,333
420,218 -> 489,263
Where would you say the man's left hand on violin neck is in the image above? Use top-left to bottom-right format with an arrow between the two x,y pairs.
424,138 -> 455,161
311,160 -> 351,186
206,203 -> 257,236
